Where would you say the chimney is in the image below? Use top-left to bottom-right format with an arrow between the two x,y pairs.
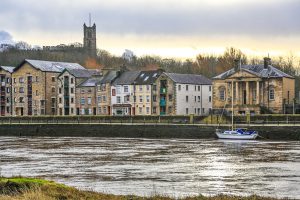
234,59 -> 241,72
264,57 -> 271,69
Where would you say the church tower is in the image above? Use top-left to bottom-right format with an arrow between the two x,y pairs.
83,14 -> 97,57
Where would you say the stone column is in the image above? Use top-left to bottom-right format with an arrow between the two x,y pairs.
256,81 -> 260,105
235,81 -> 239,104
225,82 -> 228,101
246,81 -> 249,105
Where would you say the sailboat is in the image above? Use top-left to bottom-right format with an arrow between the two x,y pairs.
215,81 -> 258,140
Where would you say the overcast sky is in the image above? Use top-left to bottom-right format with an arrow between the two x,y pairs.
1,0 -> 300,58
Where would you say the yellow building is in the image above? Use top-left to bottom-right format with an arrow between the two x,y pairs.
212,58 -> 295,114
12,59 -> 85,116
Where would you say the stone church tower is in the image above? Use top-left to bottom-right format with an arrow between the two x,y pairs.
83,20 -> 97,57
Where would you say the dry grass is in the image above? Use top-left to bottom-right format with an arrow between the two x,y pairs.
0,177 -> 286,200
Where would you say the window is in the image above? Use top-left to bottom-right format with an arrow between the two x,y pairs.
146,107 -> 150,114
52,87 -> 55,93
198,86 -> 200,91
6,107 -> 10,113
178,85 -> 181,91
168,94 -> 173,101
81,109 -> 85,115
103,95 -> 106,102
51,76 -> 55,82
19,77 -> 24,83
19,87 -> 24,93
139,95 -> 143,103
81,89 -> 85,94
124,86 -> 129,92
98,96 -> 102,103
219,88 -> 225,101
269,89 -> 275,100
41,100 -> 45,107
133,95 -> 136,102
198,96 -> 201,102
186,95 -> 189,102
51,98 -> 55,107
6,87 -> 10,93
103,107 -> 107,114
186,85 -> 189,91
146,95 -> 150,103
194,96 -> 196,102
89,109 -> 92,115
253,90 -> 257,101
59,88 -> 62,94
13,78 -> 16,83
186,108 -> 188,115
153,107 -> 157,114
81,98 -> 85,105
198,108 -> 200,115
116,86 -> 121,94
71,108 -> 74,114
71,88 -> 74,94
195,86 -> 196,91
146,85 -> 150,91
139,107 -> 142,114
6,78 -> 10,83
71,78 -> 74,84
124,95 -> 129,103
59,98 -> 62,104
209,86 -> 212,92
14,88 -> 16,93
139,85 -> 143,92
99,107 -> 102,114
117,96 -> 121,103
168,106 -> 172,113
153,95 -> 157,102
36,76 -> 39,82
87,97 -> 92,105
71,98 -> 74,104
36,90 -> 39,96
209,96 -> 212,102
88,88 -> 92,93
19,97 -> 24,103
195,108 -> 197,114
6,97 -> 10,103
202,108 -> 205,114
112,89 -> 116,96
153,85 -> 157,91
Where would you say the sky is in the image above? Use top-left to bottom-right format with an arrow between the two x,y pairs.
0,0 -> 300,59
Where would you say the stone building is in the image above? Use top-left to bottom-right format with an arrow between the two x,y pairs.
133,70 -> 163,115
212,58 -> 295,115
83,22 -> 97,57
96,70 -> 119,115
12,59 -> 85,116
153,72 -> 212,116
0,66 -> 15,116
57,68 -> 99,116
76,77 -> 102,115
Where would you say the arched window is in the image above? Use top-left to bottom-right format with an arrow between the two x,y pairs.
269,87 -> 275,100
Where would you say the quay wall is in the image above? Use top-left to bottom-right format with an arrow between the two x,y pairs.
0,124 -> 300,140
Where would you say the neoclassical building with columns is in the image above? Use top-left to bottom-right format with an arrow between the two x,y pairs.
212,58 -> 295,115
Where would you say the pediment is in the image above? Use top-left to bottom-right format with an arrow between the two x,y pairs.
227,69 -> 259,79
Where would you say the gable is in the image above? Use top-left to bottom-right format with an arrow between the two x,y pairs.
227,69 -> 259,79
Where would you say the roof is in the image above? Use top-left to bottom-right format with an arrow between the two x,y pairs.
15,59 -> 85,73
78,77 -> 103,87
134,70 -> 163,85
165,72 -> 212,85
113,71 -> 141,85
213,64 -> 294,79
60,68 -> 100,78
99,71 -> 119,84
0,66 -> 15,73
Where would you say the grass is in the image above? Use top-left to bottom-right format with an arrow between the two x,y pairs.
0,177 -> 287,200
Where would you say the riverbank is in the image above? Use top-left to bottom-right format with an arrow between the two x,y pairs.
0,123 -> 300,140
0,177 -> 284,200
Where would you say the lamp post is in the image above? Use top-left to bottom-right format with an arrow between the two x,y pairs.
133,81 -> 136,116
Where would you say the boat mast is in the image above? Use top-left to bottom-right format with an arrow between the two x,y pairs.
231,81 -> 234,131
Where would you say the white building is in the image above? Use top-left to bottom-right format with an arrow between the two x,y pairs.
165,73 -> 212,115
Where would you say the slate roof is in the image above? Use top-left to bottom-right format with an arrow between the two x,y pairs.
134,70 -> 163,85
165,72 -> 212,85
213,64 -> 294,79
15,59 -> 85,73
78,77 -> 103,87
99,71 -> 119,84
113,71 -> 141,85
61,68 -> 100,78
0,66 -> 15,73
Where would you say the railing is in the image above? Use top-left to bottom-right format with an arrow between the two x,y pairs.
160,100 -> 166,106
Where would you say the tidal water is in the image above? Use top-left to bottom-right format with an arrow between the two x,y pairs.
0,137 -> 299,198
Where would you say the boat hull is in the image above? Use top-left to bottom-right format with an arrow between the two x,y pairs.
216,130 -> 258,140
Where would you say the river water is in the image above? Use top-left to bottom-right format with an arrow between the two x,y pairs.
0,137 -> 299,198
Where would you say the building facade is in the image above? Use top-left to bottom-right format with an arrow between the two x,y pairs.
212,58 -> 295,115
0,66 -> 15,116
12,59 -> 85,116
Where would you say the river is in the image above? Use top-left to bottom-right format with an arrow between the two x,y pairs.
0,137 -> 299,198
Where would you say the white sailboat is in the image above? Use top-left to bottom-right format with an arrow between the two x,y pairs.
216,81 -> 258,140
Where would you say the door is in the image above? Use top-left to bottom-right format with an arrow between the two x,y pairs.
243,90 -> 247,104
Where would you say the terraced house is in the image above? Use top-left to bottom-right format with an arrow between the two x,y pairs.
0,66 -> 15,116
12,59 -> 85,116
96,70 -> 119,115
153,72 -> 212,116
57,68 -> 99,115
212,58 -> 295,114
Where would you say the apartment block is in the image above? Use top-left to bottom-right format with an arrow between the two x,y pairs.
0,66 -> 15,116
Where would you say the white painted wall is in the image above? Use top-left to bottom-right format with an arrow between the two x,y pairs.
175,83 -> 212,115
111,84 -> 134,115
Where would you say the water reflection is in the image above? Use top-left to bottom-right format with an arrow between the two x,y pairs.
0,137 -> 299,198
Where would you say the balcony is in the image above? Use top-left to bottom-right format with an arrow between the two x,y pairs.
160,99 -> 166,106
160,112 -> 166,116
1,91 -> 5,96
160,88 -> 167,94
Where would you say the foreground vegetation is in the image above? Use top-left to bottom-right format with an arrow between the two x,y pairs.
0,177 -> 287,200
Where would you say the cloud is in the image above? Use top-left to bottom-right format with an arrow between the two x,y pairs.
0,0 -> 299,37
0,31 -> 14,44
